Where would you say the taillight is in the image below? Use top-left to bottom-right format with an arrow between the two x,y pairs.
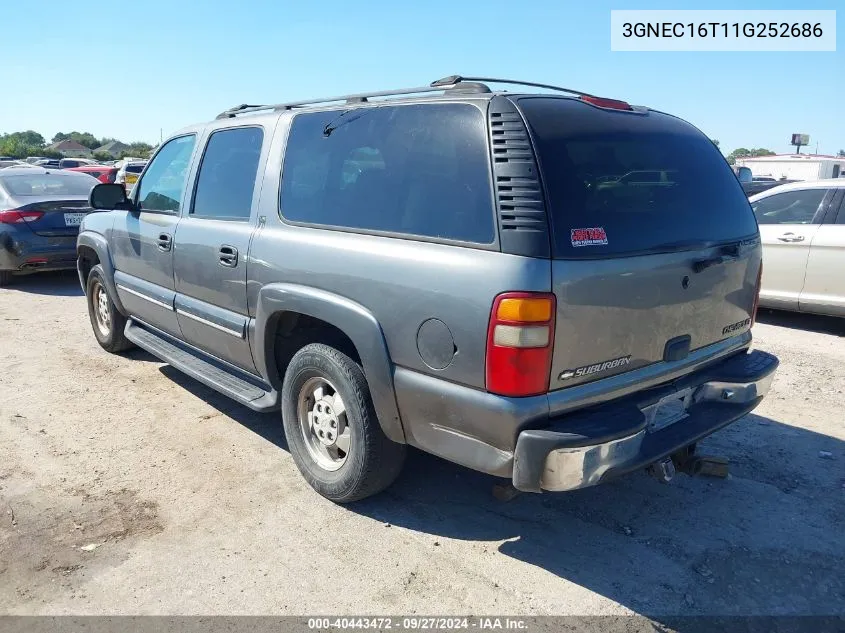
0,209 -> 44,224
486,292 -> 556,397
579,95 -> 633,111
751,263 -> 763,326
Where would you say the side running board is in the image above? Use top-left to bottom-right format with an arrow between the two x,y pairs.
124,319 -> 279,413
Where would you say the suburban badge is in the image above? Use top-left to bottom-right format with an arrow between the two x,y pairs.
559,355 -> 632,381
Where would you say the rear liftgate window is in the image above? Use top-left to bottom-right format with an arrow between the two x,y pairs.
518,97 -> 759,258
279,103 -> 495,244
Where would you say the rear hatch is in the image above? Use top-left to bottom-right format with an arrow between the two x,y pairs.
516,97 -> 761,390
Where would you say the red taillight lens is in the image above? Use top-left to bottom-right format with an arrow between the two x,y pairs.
579,95 -> 633,111
0,209 -> 44,224
751,263 -> 763,326
486,292 -> 556,397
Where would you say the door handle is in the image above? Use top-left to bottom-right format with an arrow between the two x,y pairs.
776,232 -> 805,243
156,233 -> 172,251
219,245 -> 238,267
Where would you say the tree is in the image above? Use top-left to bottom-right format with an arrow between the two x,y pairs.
711,139 -> 720,148
52,131 -> 102,150
0,131 -> 47,158
838,149 -> 845,157
92,151 -> 113,162
726,147 -> 775,165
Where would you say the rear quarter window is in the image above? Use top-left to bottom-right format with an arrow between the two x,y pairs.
518,97 -> 759,258
279,103 -> 495,244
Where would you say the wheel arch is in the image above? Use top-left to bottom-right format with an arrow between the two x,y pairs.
77,231 -> 126,315
255,283 -> 405,444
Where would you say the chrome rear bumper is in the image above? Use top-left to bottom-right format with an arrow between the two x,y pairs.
513,350 -> 779,493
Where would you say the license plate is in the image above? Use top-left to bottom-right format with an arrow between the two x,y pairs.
64,212 -> 86,226
125,174 -> 138,184
643,388 -> 692,433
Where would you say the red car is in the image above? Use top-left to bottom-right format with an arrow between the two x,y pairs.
65,165 -> 118,184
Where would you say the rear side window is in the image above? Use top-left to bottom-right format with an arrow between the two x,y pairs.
192,127 -> 263,220
126,164 -> 146,174
280,103 -> 494,244
519,97 -> 759,258
751,189 -> 826,225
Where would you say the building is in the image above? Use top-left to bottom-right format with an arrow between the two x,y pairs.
46,140 -> 92,158
94,141 -> 130,158
736,154 -> 845,181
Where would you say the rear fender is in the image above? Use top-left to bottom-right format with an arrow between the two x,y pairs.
255,283 -> 405,443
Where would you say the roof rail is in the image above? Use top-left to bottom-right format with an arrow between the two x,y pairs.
430,75 -> 597,98
215,81 -> 491,119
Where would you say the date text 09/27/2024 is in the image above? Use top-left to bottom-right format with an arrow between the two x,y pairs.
307,617 -> 528,630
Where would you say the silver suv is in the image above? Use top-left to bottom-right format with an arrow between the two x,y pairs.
77,76 -> 778,502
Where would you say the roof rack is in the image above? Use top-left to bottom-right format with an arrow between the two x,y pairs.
430,75 -> 598,98
215,80 -> 491,119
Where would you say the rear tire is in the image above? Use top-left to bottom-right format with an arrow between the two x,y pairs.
0,271 -> 12,286
86,265 -> 133,353
281,343 -> 405,503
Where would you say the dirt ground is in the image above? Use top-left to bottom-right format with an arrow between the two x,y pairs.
1,271 -> 843,620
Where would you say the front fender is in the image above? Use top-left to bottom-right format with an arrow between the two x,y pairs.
76,231 -> 126,315
255,283 -> 405,444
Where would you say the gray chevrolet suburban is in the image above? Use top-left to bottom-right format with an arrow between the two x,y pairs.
77,75 -> 778,502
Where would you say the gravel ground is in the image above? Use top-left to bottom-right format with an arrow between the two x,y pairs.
1,271 -> 843,620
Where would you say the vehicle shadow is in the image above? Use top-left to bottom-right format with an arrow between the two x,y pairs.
1,270 -> 83,297
351,414 -> 845,619
157,365 -> 286,448
756,308 -> 845,336
153,365 -> 845,620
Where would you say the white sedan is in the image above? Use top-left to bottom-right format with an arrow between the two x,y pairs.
750,179 -> 845,317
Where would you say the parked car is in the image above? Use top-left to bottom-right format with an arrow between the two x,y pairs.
25,157 -> 48,164
66,165 -> 118,184
750,179 -> 845,317
114,160 -> 147,194
58,158 -> 97,169
0,167 -> 97,285
742,179 -> 798,197
78,75 -> 777,502
34,159 -> 61,169
0,160 -> 27,169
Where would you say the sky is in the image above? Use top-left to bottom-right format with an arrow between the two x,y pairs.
2,0 -> 842,156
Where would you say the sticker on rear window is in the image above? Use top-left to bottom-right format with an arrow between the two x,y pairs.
570,227 -> 608,247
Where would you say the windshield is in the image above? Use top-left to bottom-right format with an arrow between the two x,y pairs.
1,172 -> 97,196
519,97 -> 758,258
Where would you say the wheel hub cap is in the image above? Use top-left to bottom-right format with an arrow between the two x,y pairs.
297,378 -> 351,471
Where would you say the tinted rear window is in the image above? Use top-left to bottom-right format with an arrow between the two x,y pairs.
519,97 -> 758,258
1,173 -> 96,196
126,164 -> 146,174
280,103 -> 495,244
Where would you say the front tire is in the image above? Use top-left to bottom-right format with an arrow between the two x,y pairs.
281,343 -> 405,502
86,265 -> 133,353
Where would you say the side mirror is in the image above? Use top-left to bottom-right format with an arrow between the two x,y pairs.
90,183 -> 135,211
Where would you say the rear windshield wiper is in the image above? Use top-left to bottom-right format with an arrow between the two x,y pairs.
323,108 -> 372,137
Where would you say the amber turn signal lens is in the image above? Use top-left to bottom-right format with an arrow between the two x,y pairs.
496,297 -> 553,323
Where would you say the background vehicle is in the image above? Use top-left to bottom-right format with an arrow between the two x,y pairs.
34,159 -> 60,169
0,159 -> 27,169
58,158 -> 97,169
750,179 -> 845,317
742,178 -> 798,197
0,167 -> 96,285
78,76 -> 777,503
114,160 -> 147,194
66,165 -> 118,183
25,156 -> 48,164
